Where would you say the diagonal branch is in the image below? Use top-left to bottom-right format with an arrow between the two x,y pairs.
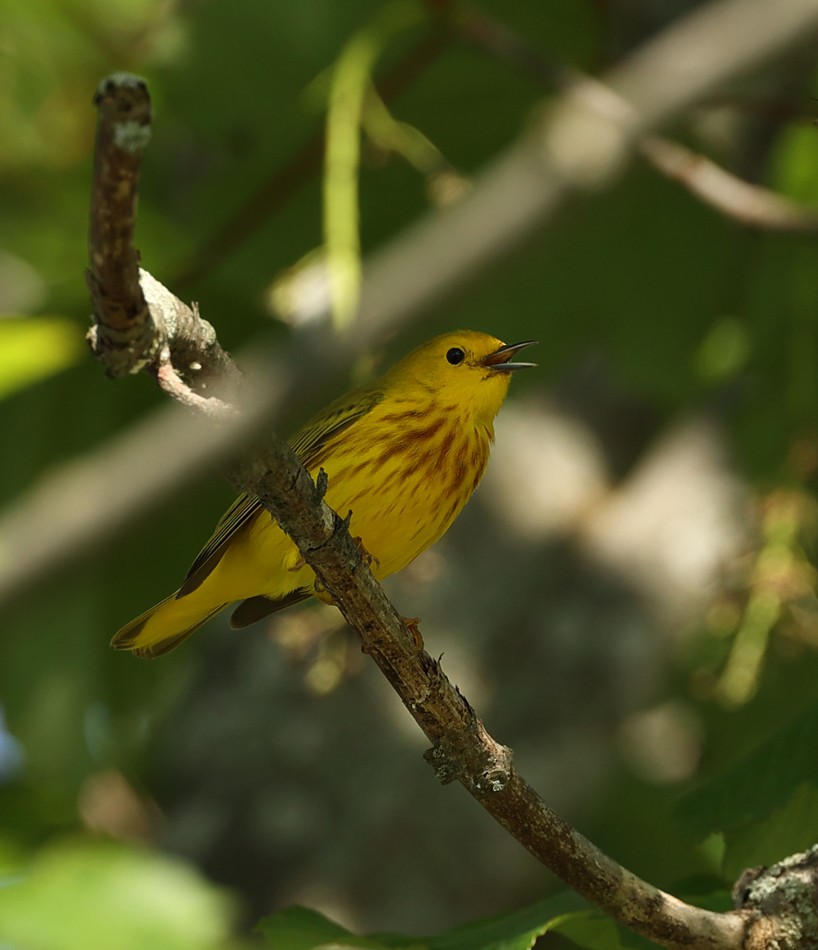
227,430 -> 748,950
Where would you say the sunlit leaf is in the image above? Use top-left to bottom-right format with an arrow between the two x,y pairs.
770,124 -> 818,205
322,0 -> 426,328
0,316 -> 83,399
0,838 -> 233,950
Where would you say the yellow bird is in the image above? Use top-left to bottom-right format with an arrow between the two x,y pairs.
113,331 -> 536,658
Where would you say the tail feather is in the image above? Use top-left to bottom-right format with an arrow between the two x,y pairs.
111,591 -> 227,660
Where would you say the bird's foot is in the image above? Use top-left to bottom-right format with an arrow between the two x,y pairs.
288,555 -> 307,572
353,536 -> 380,570
401,616 -> 424,652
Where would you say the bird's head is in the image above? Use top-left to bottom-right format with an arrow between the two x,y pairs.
385,331 -> 537,428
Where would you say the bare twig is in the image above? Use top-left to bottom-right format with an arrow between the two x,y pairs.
154,361 -> 238,422
86,73 -> 155,376
639,135 -> 818,233
138,268 -> 242,401
86,74 -> 241,401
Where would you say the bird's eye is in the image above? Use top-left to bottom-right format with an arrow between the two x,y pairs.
446,347 -> 465,365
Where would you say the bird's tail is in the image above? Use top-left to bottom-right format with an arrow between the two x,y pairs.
111,591 -> 227,659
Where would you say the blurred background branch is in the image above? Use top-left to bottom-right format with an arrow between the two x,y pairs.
460,8 -> 818,234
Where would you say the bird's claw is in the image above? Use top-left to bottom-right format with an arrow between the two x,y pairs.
353,536 -> 380,570
401,616 -> 424,651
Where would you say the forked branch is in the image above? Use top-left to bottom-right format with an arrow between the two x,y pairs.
87,74 -> 240,411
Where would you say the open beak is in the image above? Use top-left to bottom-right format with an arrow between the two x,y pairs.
480,340 -> 538,372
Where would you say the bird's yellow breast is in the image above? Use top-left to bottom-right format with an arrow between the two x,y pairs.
315,399 -> 492,578
219,396 -> 492,604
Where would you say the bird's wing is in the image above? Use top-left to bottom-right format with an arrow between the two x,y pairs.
178,491 -> 260,596
178,386 -> 384,597
288,386 -> 383,468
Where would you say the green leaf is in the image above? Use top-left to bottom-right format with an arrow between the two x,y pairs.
549,911 -> 625,949
0,316 -> 83,399
723,782 -> 818,880
322,0 -> 427,329
0,838 -> 233,950
258,894 -> 594,950
417,893 -> 588,950
256,906 -> 396,950
770,123 -> 818,204
676,701 -> 818,838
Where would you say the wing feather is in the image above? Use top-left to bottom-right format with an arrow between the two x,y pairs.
178,385 -> 384,596
288,387 -> 383,467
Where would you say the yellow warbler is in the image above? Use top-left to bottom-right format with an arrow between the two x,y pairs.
113,331 -> 536,658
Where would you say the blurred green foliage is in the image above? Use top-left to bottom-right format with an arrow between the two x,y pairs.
0,838 -> 234,950
3,0 -> 818,948
0,318 -> 83,399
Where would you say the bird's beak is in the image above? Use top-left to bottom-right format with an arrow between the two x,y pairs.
480,340 -> 538,372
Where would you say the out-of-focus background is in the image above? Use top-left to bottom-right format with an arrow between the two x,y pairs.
2,1 -> 818,947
